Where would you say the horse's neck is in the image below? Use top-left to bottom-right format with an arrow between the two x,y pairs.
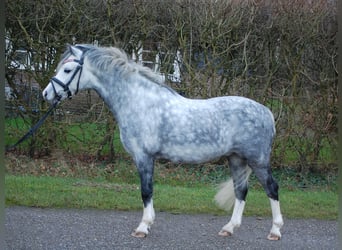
90,73 -> 174,124
90,79 -> 126,120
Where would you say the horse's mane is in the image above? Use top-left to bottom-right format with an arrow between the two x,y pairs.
61,44 -> 176,93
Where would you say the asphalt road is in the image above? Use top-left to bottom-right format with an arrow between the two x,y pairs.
5,206 -> 338,250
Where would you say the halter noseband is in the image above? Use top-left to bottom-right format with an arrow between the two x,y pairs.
49,55 -> 84,102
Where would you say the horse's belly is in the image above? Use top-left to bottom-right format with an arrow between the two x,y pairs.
158,143 -> 228,164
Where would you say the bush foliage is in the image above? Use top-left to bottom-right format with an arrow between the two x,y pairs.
5,0 -> 337,173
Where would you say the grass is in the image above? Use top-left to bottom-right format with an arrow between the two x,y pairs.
5,174 -> 337,220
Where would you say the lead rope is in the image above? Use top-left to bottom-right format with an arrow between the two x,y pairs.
7,53 -> 85,151
5,100 -> 60,151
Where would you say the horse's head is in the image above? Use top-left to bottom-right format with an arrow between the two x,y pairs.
43,45 -> 87,104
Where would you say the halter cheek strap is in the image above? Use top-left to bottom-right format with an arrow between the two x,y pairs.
49,55 -> 84,101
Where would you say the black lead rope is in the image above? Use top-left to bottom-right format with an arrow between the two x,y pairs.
6,52 -> 85,152
6,100 -> 60,152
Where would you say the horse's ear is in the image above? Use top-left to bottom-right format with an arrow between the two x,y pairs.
68,45 -> 84,58
75,45 -> 90,53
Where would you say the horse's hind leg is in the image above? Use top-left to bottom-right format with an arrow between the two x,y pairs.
131,155 -> 155,238
250,163 -> 284,240
219,154 -> 251,236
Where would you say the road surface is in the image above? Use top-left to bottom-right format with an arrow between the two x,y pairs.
5,206 -> 338,249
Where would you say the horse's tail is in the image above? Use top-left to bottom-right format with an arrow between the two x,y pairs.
214,167 -> 252,211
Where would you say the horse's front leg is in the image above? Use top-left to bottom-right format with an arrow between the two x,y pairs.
131,155 -> 155,238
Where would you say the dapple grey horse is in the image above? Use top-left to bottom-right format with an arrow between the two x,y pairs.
42,45 -> 283,240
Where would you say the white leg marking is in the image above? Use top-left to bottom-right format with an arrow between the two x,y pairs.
268,198 -> 284,240
219,199 -> 246,236
132,199 -> 155,237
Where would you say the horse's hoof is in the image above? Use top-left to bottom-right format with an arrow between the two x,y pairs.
218,230 -> 232,237
131,230 -> 147,238
267,233 -> 281,241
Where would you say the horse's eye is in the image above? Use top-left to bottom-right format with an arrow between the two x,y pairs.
64,69 -> 71,73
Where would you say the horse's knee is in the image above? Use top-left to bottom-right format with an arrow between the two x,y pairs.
234,184 -> 248,201
252,167 -> 279,201
228,154 -> 250,201
266,175 -> 279,201
136,157 -> 154,207
140,182 -> 153,207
